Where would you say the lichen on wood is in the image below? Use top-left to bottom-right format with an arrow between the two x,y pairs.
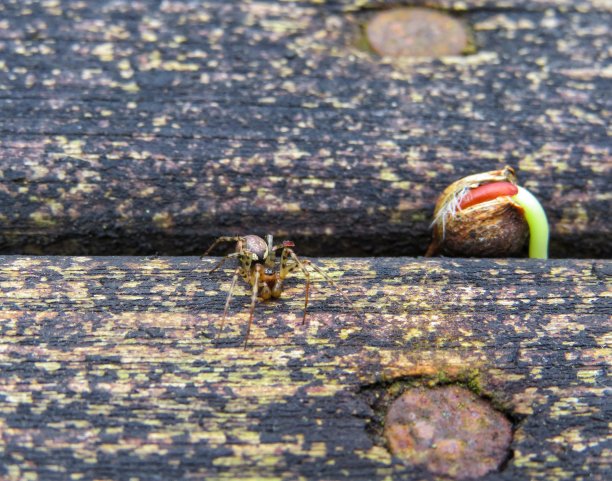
0,256 -> 609,480
0,0 -> 610,257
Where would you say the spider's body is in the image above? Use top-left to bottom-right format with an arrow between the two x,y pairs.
233,235 -> 288,301
203,234 -> 351,347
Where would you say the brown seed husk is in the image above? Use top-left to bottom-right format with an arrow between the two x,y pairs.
426,166 -> 529,257
428,198 -> 529,257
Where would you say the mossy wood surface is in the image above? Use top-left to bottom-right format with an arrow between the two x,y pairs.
0,0 -> 610,257
0,256 -> 610,480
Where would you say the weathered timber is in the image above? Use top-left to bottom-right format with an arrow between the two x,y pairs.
0,255 -> 610,480
0,1 -> 610,257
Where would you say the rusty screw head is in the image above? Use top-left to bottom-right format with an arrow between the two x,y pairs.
384,386 -> 512,479
366,8 -> 469,58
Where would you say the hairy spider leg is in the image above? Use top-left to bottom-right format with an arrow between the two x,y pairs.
301,259 -> 355,310
280,248 -> 311,325
214,250 -> 253,344
244,264 -> 261,348
284,251 -> 357,322
265,234 -> 276,267
215,266 -> 241,344
208,251 -> 240,274
202,236 -> 246,257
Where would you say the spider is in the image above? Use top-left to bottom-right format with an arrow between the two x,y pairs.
202,234 -> 353,347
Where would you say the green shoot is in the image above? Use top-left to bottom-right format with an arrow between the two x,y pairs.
512,186 -> 549,259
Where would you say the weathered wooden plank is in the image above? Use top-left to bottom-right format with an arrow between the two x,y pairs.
0,1 -> 610,257
0,256 -> 609,480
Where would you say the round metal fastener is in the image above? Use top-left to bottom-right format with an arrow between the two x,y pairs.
366,8 -> 469,58
384,386 -> 512,479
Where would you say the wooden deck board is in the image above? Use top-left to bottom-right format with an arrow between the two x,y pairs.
0,1 -> 610,479
0,0 -> 610,257
0,256 -> 610,480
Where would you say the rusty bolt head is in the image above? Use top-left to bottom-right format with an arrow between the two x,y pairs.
366,8 -> 469,58
384,386 -> 512,479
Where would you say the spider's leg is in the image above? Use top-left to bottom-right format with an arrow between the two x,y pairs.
279,245 -> 299,276
244,266 -> 261,349
282,249 -> 311,325
302,259 -> 356,314
201,236 -> 245,257
216,266 -> 241,344
208,252 -> 240,274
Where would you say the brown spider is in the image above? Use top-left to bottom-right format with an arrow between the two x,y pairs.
202,234 -> 352,347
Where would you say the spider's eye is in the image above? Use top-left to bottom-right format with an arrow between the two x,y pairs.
264,268 -> 273,275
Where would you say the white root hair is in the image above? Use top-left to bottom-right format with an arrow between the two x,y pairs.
431,186 -> 471,239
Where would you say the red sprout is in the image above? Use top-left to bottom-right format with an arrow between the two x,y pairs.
459,182 -> 518,210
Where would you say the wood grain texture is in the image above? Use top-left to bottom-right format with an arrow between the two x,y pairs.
0,255 -> 610,480
0,0 -> 610,257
